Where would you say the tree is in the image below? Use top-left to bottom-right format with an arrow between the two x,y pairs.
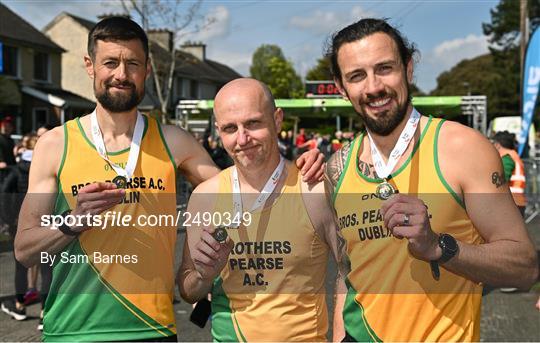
482,0 -> 540,52
430,54 -> 514,119
266,57 -> 304,99
249,44 -> 285,82
250,44 -> 304,98
119,0 -> 214,122
409,83 -> 425,97
479,0 -> 540,124
305,57 -> 332,81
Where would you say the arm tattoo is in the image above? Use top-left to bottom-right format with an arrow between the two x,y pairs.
326,143 -> 352,189
491,171 -> 505,188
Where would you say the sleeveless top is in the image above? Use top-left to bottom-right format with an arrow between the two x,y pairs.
210,163 -> 329,342
43,115 -> 178,341
333,117 -> 483,342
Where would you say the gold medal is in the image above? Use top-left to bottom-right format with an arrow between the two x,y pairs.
375,180 -> 396,200
212,226 -> 228,243
112,175 -> 127,189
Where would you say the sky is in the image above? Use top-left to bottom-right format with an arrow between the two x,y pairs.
3,0 -> 499,93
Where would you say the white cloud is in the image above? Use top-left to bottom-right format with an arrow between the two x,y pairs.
289,6 -> 375,35
418,34 -> 489,92
433,34 -> 488,63
207,49 -> 251,77
184,6 -> 230,43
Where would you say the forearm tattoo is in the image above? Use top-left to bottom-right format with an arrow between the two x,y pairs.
491,171 -> 505,188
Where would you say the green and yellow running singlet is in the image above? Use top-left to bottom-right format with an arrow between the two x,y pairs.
211,164 -> 329,342
43,114 -> 177,341
334,117 -> 483,342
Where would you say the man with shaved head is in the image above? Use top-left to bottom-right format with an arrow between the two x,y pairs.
178,78 -> 341,341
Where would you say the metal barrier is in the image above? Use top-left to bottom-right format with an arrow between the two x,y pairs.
523,158 -> 540,224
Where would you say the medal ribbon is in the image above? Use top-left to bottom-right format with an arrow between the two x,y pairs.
231,156 -> 285,227
367,108 -> 420,179
90,109 -> 144,181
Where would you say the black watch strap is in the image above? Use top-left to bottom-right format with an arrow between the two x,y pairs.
57,210 -> 79,236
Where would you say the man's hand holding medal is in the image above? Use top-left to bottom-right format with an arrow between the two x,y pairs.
70,182 -> 126,233
380,194 -> 440,262
192,226 -> 234,282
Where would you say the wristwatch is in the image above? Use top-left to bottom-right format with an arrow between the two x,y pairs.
437,233 -> 459,264
430,233 -> 459,281
57,210 -> 80,236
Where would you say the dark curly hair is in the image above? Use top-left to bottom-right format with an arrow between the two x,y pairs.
325,18 -> 418,84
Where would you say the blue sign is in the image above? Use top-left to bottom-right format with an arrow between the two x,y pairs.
518,28 -> 540,156
0,42 -> 3,73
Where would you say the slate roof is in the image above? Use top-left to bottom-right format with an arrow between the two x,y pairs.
0,3 -> 64,52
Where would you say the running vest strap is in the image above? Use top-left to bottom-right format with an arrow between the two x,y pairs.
43,115 -> 177,342
334,116 -> 483,342
211,163 -> 329,342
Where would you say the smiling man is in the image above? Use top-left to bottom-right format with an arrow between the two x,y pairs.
14,16 -> 213,342
325,18 -> 538,342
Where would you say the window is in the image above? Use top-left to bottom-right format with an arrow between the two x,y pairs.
176,77 -> 184,98
33,52 -> 49,82
1,45 -> 19,77
190,79 -> 198,99
32,108 -> 49,130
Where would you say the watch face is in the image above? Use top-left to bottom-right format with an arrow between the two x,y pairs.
441,234 -> 458,253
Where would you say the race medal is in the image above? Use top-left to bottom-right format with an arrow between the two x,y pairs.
212,226 -> 228,243
376,180 -> 395,200
112,175 -> 127,189
367,109 -> 420,201
90,109 -> 144,189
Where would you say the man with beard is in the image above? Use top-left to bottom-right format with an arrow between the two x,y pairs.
325,18 -> 538,342
14,17 -> 323,342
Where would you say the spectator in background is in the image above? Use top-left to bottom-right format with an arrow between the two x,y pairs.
13,134 -> 34,162
492,131 -> 527,217
295,127 -> 306,147
1,132 -> 52,330
29,129 -> 52,309
332,130 -> 343,153
320,133 -> 332,159
36,124 -> 53,138
0,117 -> 16,182
206,136 -> 233,170
299,133 -> 318,152
278,130 -> 293,160
295,127 -> 307,155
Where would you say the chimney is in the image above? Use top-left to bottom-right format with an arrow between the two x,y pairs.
148,29 -> 173,52
181,42 -> 206,61
98,13 -> 131,20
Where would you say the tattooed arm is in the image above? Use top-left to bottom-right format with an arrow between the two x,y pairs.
325,144 -> 352,341
432,121 -> 538,288
326,142 -> 352,190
